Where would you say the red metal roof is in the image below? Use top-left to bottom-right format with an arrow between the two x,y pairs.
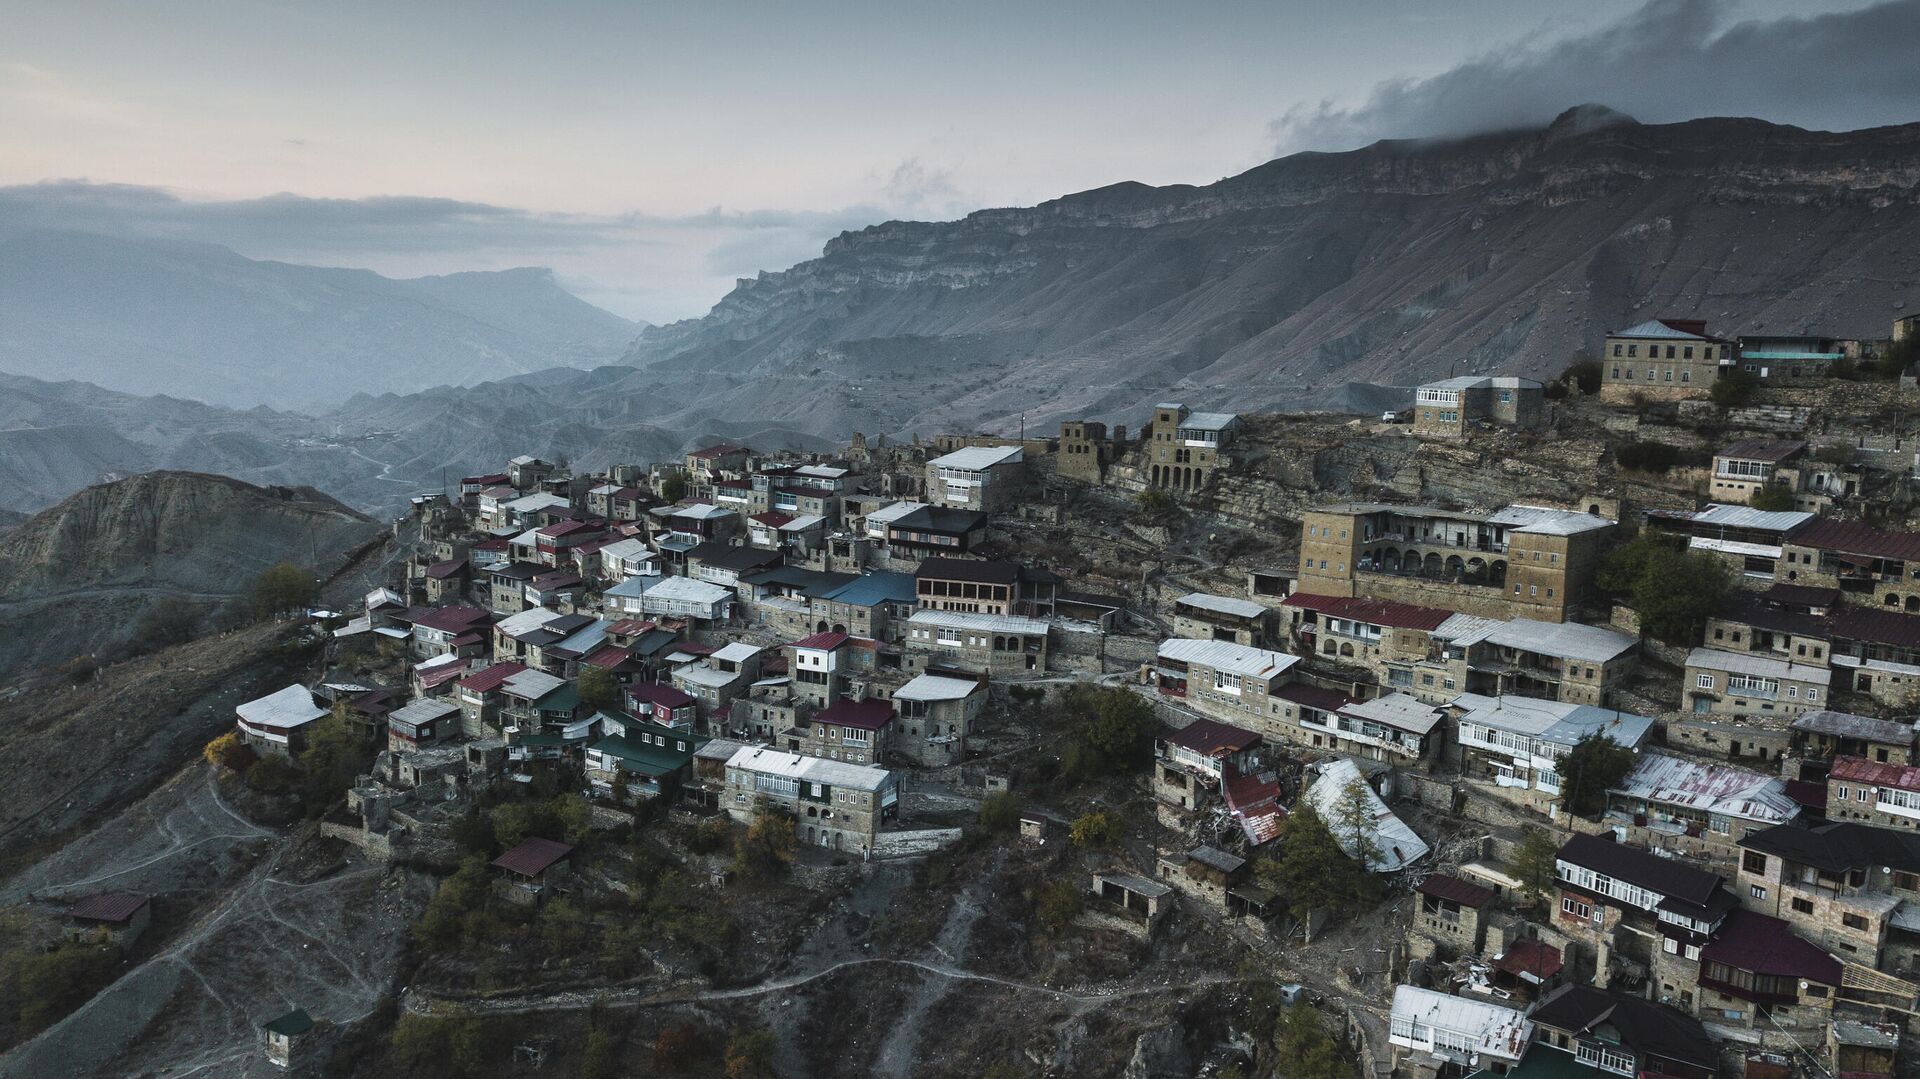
68,892 -> 150,923
1162,718 -> 1261,757
1832,607 -> 1920,650
1831,755 -> 1920,792
1493,938 -> 1563,981
1418,873 -> 1496,908
424,559 -> 467,579
584,644 -> 634,669
410,605 -> 492,633
750,511 -> 796,527
458,662 -> 529,693
1275,682 -> 1356,713
1792,519 -> 1920,563
628,682 -> 695,709
688,443 -> 747,459
789,631 -> 851,651
814,697 -> 895,730
491,837 -> 574,877
536,520 -> 598,538
417,663 -> 469,690
1699,909 -> 1841,984
1282,592 -> 1452,631
1222,762 -> 1284,846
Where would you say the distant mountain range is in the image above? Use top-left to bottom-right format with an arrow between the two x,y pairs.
622,106 -> 1920,428
4,107 -> 1918,513
0,231 -> 643,409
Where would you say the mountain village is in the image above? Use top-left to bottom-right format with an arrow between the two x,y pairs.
12,310 -> 1920,1078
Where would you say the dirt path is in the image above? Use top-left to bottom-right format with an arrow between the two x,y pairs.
0,763 -> 425,1079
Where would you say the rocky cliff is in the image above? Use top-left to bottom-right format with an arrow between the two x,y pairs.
622,108 -> 1920,434
0,471 -> 380,683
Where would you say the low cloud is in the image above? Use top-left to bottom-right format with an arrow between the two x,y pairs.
0,163 -> 976,323
1271,0 -> 1920,154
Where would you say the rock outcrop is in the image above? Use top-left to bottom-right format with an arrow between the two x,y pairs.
0,471 -> 380,683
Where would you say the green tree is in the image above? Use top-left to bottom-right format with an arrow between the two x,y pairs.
136,594 -> 199,647
1560,357 -> 1603,395
1059,685 -> 1157,781
252,561 -> 319,619
295,714 -> 372,816
1506,827 -> 1561,913
13,941 -> 119,1034
1275,1003 -> 1354,1079
1068,811 -> 1123,848
579,1026 -> 620,1079
1035,879 -> 1084,934
1595,534 -> 1728,645
732,805 -> 798,879
976,791 -> 1025,834
1330,778 -> 1382,872
723,1029 -> 777,1079
416,857 -> 491,949
1259,799 -> 1378,933
1557,732 -> 1637,818
1710,366 -> 1759,408
661,473 -> 689,502
576,666 -> 620,713
1135,487 -> 1178,523
1748,483 -> 1796,512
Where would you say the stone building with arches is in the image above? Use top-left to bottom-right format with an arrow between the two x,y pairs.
1144,403 -> 1239,491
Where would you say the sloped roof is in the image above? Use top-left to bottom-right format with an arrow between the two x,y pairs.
814,697 -> 895,730
927,445 -> 1022,470
1612,753 -> 1798,826
236,685 -> 327,731
1792,518 -> 1920,562
1418,874 -> 1495,908
1741,820 -> 1920,876
1175,592 -> 1269,619
1162,718 -> 1261,757
1717,439 -> 1806,463
1831,754 -> 1920,792
1282,592 -> 1452,631
1526,986 -> 1714,1070
1700,909 -> 1841,984
1555,833 -> 1722,907
68,892 -> 150,923
491,837 -> 574,876
1156,637 -> 1296,679
1307,758 -> 1429,872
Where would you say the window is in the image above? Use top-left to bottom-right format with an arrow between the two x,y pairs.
1843,912 -> 1870,931
1697,673 -> 1715,689
1750,884 -> 1767,899
1561,896 -> 1592,919
1742,850 -> 1767,874
1791,897 -> 1815,915
1684,944 -> 1700,961
1663,937 -> 1679,954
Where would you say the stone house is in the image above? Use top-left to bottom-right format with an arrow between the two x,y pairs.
1525,986 -> 1717,1079
807,572 -> 918,642
1144,403 -> 1238,491
1828,755 -> 1920,831
1776,518 -> 1920,614
235,684 -> 330,758
1597,318 -> 1733,403
1692,909 -> 1841,1032
1710,439 -> 1808,504
914,557 -> 1058,617
1056,420 -> 1121,482
924,445 -> 1024,511
722,745 -> 898,853
64,892 -> 152,950
1296,503 -> 1612,625
1791,709 -> 1917,766
1413,873 -> 1495,955
1172,591 -> 1275,646
1449,693 -> 1654,799
454,661 -> 529,737
386,697 -> 459,753
1150,637 -> 1299,732
1460,619 -> 1639,707
1606,753 -> 1799,863
1151,718 -> 1265,816
491,837 -> 574,906
1646,505 -> 1816,585
1735,820 -> 1920,969
782,696 -> 894,765
672,643 -> 764,729
1554,833 -> 1736,993
262,1007 -> 316,1069
1683,647 -> 1832,719
883,506 -> 989,567
905,609 -> 1049,675
880,671 -> 986,767
1411,375 -> 1544,439
1155,846 -> 1268,917
1387,985 -> 1532,1079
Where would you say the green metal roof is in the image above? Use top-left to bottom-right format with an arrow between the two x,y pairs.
590,734 -> 695,776
1738,351 -> 1841,361
263,1008 -> 315,1036
1465,1046 -> 1601,1079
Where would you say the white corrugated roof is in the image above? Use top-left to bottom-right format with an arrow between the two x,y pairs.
1687,503 -> 1815,532
1176,592 -> 1268,619
642,576 -> 734,603
1156,638 -> 1296,680
1491,504 -> 1613,536
725,744 -> 895,792
864,501 -> 927,527
1339,693 -> 1443,735
1612,319 -> 1710,341
713,642 -> 762,664
1307,758 -> 1429,872
1478,619 -> 1637,663
236,685 -> 327,730
928,445 -> 1023,471
1179,411 -> 1239,431
1389,986 -> 1532,1061
909,609 -> 1050,635
496,606 -> 565,637
501,669 -> 567,700
1433,613 -> 1504,645
892,673 -> 982,702
1686,647 -> 1832,685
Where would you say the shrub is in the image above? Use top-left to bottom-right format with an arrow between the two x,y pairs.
203,731 -> 257,773
1709,367 -> 1759,408
1057,685 -> 1157,782
1748,483 -> 1796,512
687,816 -> 733,855
1035,879 -> 1084,934
723,1030 -> 777,1079
135,595 -> 200,648
1614,441 -> 1678,474
1068,811 -> 1123,848
245,754 -> 298,794
252,562 -> 319,619
731,805 -> 797,880
1559,358 -> 1603,395
977,791 -> 1024,834
57,655 -> 98,685
1135,488 -> 1178,523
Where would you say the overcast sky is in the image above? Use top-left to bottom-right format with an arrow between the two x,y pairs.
3,0 -> 1916,323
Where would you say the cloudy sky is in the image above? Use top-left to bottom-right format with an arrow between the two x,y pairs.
3,0 -> 1916,323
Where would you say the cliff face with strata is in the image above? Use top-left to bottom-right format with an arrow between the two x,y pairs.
624,108 -> 1920,435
